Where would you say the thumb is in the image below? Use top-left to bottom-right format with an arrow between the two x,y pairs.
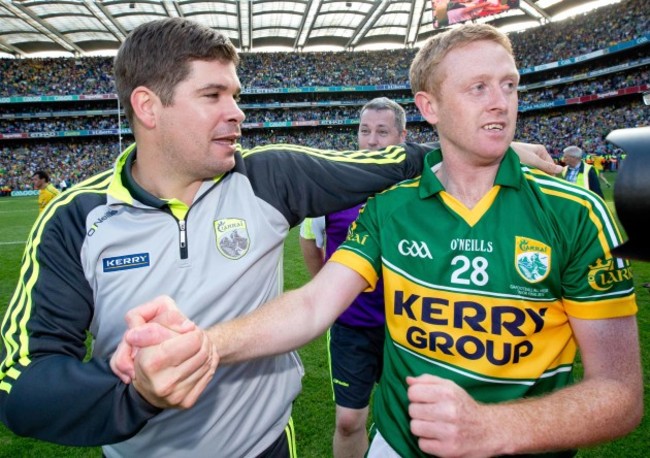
110,337 -> 136,384
125,321 -> 180,347
153,308 -> 196,333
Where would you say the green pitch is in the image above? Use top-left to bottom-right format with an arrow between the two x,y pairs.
0,175 -> 648,456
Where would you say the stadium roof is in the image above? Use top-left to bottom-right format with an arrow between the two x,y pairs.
0,0 -> 620,57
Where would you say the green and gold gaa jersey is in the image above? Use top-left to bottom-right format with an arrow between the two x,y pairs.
38,183 -> 60,213
331,148 -> 637,457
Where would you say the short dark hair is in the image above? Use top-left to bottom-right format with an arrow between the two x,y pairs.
32,171 -> 50,182
114,18 -> 239,126
360,97 -> 407,132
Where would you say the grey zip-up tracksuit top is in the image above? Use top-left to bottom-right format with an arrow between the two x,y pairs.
0,141 -> 433,457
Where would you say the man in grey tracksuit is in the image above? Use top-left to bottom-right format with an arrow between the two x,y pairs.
0,18 -> 432,458
0,136 -> 430,457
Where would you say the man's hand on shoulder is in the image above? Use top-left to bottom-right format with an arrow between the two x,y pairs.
511,142 -> 562,175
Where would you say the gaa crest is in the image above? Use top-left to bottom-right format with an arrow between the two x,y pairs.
514,236 -> 550,283
214,218 -> 250,260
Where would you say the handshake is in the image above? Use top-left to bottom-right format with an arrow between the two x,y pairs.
110,296 -> 218,410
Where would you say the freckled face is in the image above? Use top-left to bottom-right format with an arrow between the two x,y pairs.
420,40 -> 519,164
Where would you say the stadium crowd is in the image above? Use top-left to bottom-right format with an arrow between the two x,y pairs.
0,0 -> 646,96
2,97 -> 646,193
0,0 -> 647,192
511,0 -> 648,69
1,67 -> 647,133
0,139 -> 124,192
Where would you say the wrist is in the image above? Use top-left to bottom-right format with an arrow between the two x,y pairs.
206,326 -> 227,364
478,403 -> 519,456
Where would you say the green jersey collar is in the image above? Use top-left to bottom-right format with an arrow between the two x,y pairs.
419,146 -> 522,199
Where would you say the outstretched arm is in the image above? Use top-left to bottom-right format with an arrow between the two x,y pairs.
209,262 -> 367,363
111,262 -> 369,407
407,315 -> 642,456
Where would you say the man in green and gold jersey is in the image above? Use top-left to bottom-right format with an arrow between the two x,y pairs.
112,24 -> 642,457
31,170 -> 60,213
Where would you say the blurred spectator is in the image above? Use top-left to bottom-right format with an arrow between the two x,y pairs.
31,170 -> 60,213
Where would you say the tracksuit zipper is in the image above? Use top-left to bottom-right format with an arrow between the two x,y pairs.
168,180 -> 219,260
178,219 -> 188,259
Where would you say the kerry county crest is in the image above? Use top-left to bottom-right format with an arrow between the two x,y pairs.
515,236 -> 551,283
214,218 -> 250,260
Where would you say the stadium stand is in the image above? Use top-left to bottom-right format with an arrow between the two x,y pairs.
0,0 -> 648,193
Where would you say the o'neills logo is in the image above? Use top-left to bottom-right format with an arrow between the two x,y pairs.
214,218 -> 250,260
515,236 -> 551,284
587,258 -> 632,291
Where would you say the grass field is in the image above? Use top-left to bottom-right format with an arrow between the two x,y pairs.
0,172 -> 648,457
